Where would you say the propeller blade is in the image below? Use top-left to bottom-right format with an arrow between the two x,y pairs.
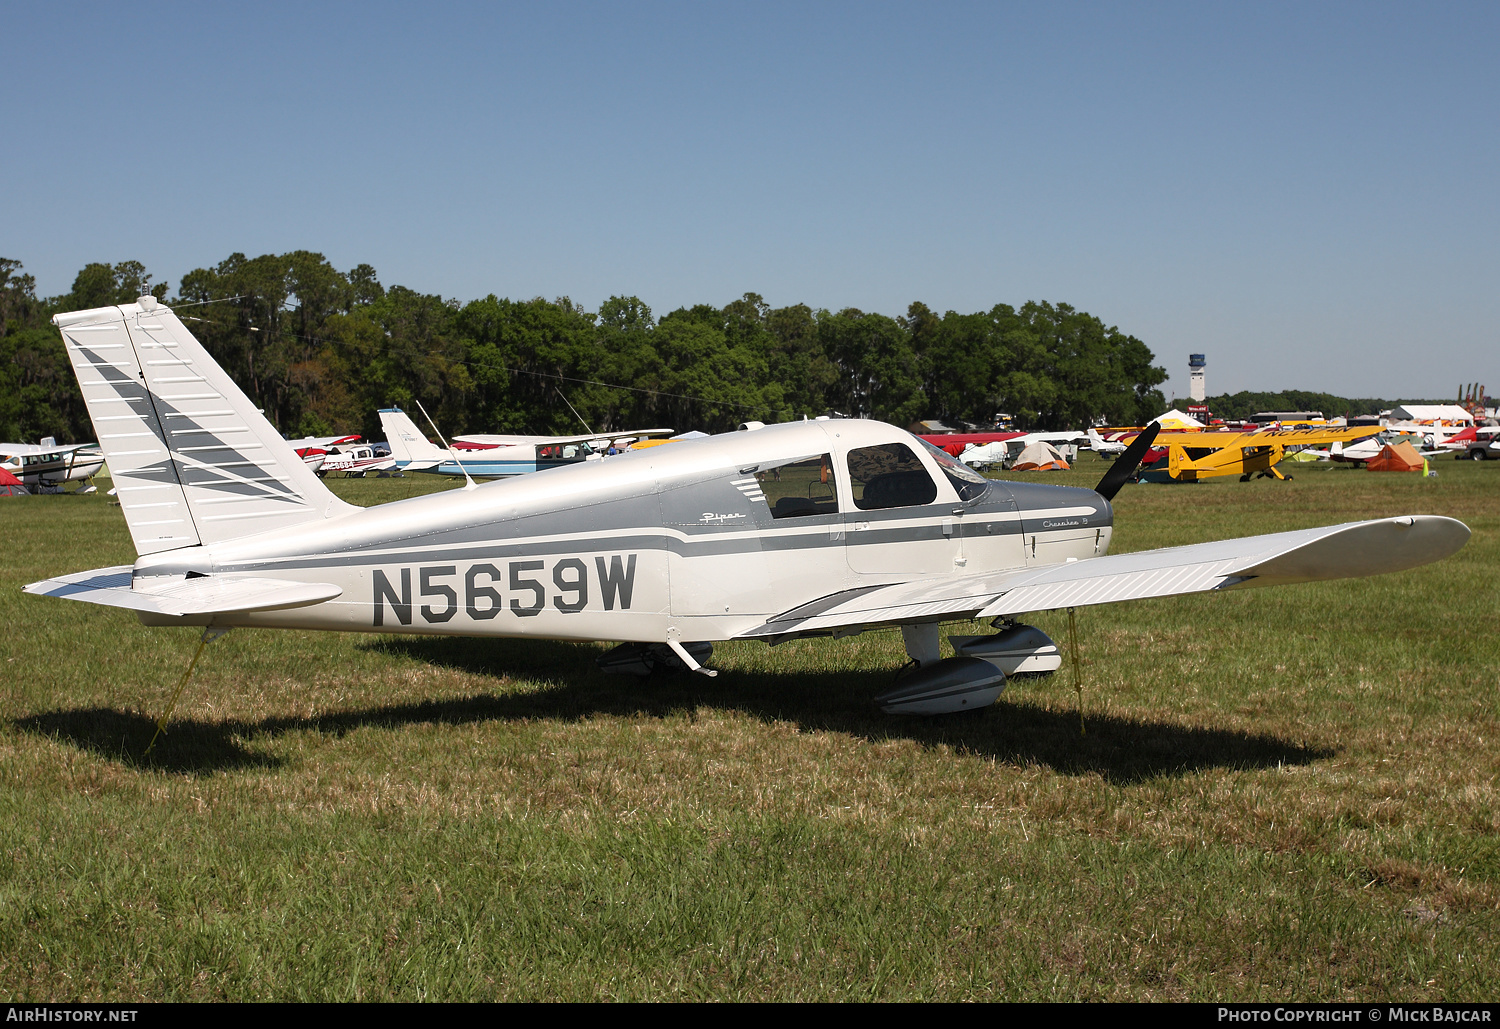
1095,422 -> 1162,501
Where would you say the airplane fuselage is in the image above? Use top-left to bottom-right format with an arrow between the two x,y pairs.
1,449 -> 105,485
129,420 -> 1114,643
428,443 -> 600,477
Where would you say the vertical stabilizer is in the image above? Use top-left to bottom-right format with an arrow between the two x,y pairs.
379,407 -> 449,469
54,298 -> 356,555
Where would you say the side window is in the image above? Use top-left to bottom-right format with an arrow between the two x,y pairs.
756,454 -> 839,519
847,443 -> 939,510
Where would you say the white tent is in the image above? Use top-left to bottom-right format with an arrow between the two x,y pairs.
1390,405 -> 1474,424
1152,408 -> 1205,430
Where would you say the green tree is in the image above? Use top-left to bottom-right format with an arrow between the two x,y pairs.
0,258 -> 41,337
764,302 -> 838,419
457,295 -> 600,435
818,308 -> 925,424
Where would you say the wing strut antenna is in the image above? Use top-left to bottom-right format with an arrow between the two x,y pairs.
415,399 -> 477,491
556,388 -> 595,436
145,626 -> 231,755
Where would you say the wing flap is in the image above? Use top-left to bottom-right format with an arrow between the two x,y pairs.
23,566 -> 342,616
979,559 -> 1245,617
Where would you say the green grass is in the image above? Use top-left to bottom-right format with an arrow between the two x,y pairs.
1,459 -> 1497,1000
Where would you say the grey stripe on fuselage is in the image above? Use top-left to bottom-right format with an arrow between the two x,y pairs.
211,478 -> 1107,574
199,443 -> 1110,575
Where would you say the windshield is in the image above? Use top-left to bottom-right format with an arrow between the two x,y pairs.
916,437 -> 990,503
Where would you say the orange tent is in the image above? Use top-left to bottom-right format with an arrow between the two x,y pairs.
1367,441 -> 1424,472
1011,441 -> 1071,471
0,467 -> 28,496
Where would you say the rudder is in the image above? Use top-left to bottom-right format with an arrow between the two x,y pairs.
379,407 -> 448,469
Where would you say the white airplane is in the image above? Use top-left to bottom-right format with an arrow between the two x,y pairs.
380,407 -> 674,477
0,437 -> 105,490
958,431 -> 1096,469
1086,428 -> 1128,457
23,297 -> 1470,721
317,442 -> 397,477
285,432 -> 363,473
1301,432 -> 1445,466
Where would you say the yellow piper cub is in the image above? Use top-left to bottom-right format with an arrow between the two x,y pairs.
1146,426 -> 1384,483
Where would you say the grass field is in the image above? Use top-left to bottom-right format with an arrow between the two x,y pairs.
1,458 -> 1497,1000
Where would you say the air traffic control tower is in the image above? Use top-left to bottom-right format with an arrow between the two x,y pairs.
1189,353 -> 1206,403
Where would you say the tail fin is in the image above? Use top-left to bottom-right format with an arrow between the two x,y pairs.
378,407 -> 448,470
53,298 -> 356,556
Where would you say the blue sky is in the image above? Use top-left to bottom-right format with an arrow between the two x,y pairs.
5,1 -> 1496,401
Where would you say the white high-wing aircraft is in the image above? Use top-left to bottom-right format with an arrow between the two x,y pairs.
24,298 -> 1470,717
1086,428 -> 1128,457
1302,433 -> 1446,466
0,438 -> 105,490
380,407 -> 674,476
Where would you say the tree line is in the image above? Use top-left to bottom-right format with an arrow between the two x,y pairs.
2,251 -> 1172,445
1201,391 -> 1392,421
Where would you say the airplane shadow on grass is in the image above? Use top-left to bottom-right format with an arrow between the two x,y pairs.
15,635 -> 1333,781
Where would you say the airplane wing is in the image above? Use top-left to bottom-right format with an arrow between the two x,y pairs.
738,515 -> 1468,639
287,433 -> 361,449
454,428 -> 676,448
1242,426 -> 1382,446
0,442 -> 97,456
23,566 -> 342,617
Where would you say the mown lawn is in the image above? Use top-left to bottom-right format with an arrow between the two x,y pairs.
1,457 -> 1496,1000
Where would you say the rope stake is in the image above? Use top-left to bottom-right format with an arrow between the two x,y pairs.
1068,606 -> 1085,736
145,627 -> 230,755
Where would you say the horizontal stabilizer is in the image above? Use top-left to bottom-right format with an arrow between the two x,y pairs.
739,515 -> 1469,637
23,566 -> 341,617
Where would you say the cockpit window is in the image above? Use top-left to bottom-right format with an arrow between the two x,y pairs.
846,443 -> 940,510
754,453 -> 839,519
915,437 -> 991,503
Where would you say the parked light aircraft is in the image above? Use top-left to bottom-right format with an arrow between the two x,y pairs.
318,443 -> 397,477
24,298 -> 1470,718
955,431 -> 1098,469
0,438 -> 105,489
1134,426 -> 1383,483
1086,429 -> 1128,457
919,431 -> 1025,458
1302,433 -> 1447,467
380,407 -> 674,477
286,432 -> 362,473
